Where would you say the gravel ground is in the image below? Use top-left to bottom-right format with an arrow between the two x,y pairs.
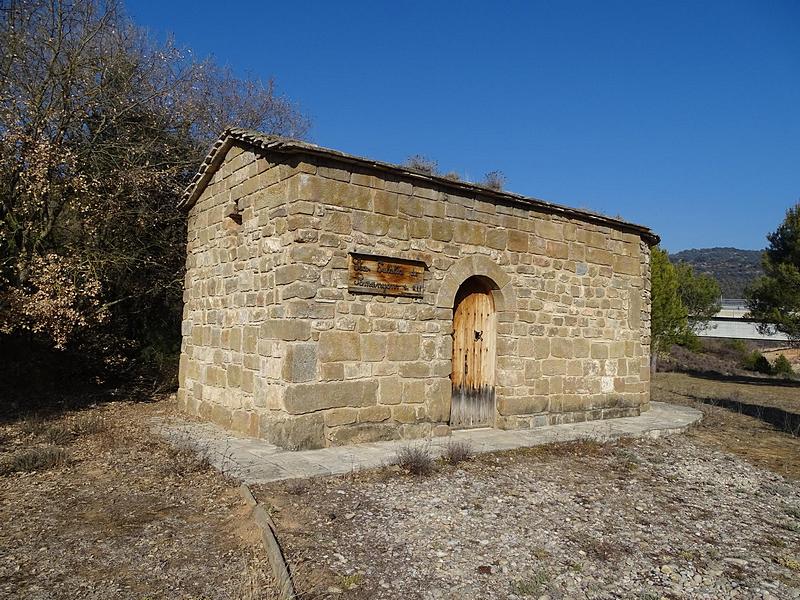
0,398 -> 275,599
261,436 -> 800,600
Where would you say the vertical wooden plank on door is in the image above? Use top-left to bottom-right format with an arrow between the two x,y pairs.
450,278 -> 496,428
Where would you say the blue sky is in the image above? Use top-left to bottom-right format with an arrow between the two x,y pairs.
128,0 -> 799,251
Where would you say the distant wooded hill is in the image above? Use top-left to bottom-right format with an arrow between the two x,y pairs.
670,247 -> 764,298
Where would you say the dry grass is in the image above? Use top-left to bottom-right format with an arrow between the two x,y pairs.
285,478 -> 309,495
0,397 -> 277,599
653,372 -> 800,480
162,436 -> 213,476
41,423 -> 73,445
395,443 -> 435,476
441,439 -> 474,465
0,445 -> 69,474
654,371 -> 800,414
73,412 -> 108,435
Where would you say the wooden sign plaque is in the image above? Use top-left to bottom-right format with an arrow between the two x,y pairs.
348,253 -> 425,298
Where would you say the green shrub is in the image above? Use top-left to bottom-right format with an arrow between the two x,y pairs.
773,354 -> 795,377
677,331 -> 702,352
741,350 -> 773,374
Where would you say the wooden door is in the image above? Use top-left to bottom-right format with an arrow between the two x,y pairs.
450,278 -> 496,428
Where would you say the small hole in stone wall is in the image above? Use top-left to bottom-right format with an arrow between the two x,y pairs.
227,201 -> 243,226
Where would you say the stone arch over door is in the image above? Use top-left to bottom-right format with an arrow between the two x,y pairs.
435,255 -> 516,314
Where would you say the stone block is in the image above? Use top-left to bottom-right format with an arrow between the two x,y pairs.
379,377 -> 403,404
353,213 -> 390,235
628,294 -> 641,328
227,364 -> 242,387
282,343 -> 317,382
536,220 -> 563,240
387,333 -> 421,361
524,360 -> 541,381
323,211 -> 352,234
550,338 -> 572,359
231,410 -> 255,435
324,407 -> 358,427
399,196 -> 424,217
362,334 -> 387,362
546,240 -> 569,259
399,362 -> 432,378
210,403 -> 232,428
402,380 -> 426,403
358,405 -> 392,423
533,337 -> 550,359
289,245 -> 331,266
281,281 -> 317,300
391,404 -> 418,424
573,338 -> 590,358
426,379 -> 450,421
283,379 -> 378,414
319,330 -> 361,362
432,424 -> 451,437
409,218 -> 431,238
453,222 -> 485,245
261,413 -> 325,450
243,327 -> 259,354
275,264 -> 319,285
261,319 -> 311,341
351,172 -> 383,188
498,395 -> 549,416
609,341 -> 626,358
486,228 -> 508,250
542,358 -> 566,375
373,190 -> 398,215
588,247 -> 614,266
327,423 -> 399,446
321,362 -> 345,381
614,255 -> 640,276
507,230 -> 529,252
399,422 -> 434,439
431,221 -> 453,241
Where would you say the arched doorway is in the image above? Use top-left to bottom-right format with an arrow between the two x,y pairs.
450,276 -> 497,428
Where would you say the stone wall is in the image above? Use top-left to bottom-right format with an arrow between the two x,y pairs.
177,141 -> 652,449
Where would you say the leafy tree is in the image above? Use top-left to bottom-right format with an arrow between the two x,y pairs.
650,247 -> 688,365
675,262 -> 721,333
0,0 -> 308,376
746,203 -> 800,343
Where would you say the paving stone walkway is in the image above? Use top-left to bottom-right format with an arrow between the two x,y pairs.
154,402 -> 702,484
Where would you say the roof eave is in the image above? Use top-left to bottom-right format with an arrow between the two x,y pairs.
179,128 -> 661,246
